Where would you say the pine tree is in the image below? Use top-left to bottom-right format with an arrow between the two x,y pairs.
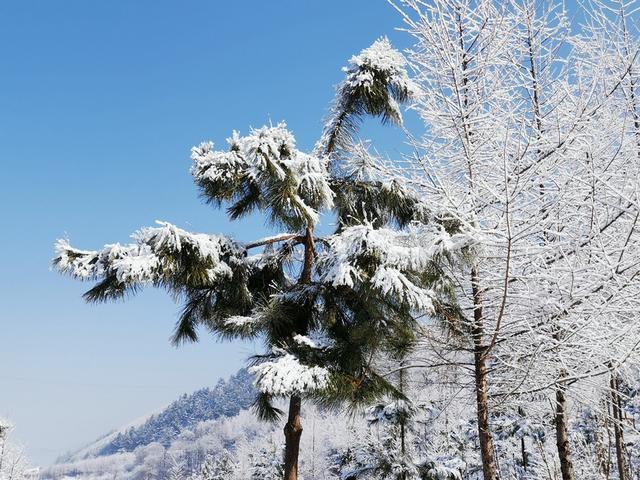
195,452 -> 236,480
167,455 -> 185,480
336,398 -> 465,480
250,443 -> 283,480
53,38 -> 471,480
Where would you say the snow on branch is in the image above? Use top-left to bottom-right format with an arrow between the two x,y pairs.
293,334 -> 319,349
53,221 -> 241,292
318,223 -> 475,311
249,353 -> 330,396
191,123 -> 333,228
316,37 -> 417,160
332,141 -> 431,227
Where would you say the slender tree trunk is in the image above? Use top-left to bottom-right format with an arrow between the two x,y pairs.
454,8 -> 498,478
398,362 -> 407,480
283,226 -> 315,480
283,395 -> 303,480
474,348 -> 498,480
611,373 -> 628,480
518,406 -> 528,470
555,370 -> 575,480
471,268 -> 499,480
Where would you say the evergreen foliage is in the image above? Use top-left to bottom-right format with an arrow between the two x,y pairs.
53,38 -> 468,418
167,455 -> 185,480
53,37 -> 472,480
336,398 -> 465,480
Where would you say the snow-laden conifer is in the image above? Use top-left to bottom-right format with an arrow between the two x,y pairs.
52,38 -> 468,480
317,37 -> 418,164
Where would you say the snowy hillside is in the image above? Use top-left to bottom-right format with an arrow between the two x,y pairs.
39,365 -> 358,480
44,369 -> 256,476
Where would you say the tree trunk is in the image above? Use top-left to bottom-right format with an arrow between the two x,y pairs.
474,347 -> 498,480
282,226 -> 315,480
399,362 -> 407,480
283,395 -> 303,480
518,406 -> 528,470
555,372 -> 575,480
471,268 -> 499,480
611,373 -> 628,480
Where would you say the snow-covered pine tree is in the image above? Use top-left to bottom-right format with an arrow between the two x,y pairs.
167,455 -> 185,480
53,38 -> 473,480
250,443 -> 284,480
343,400 -> 421,480
336,397 -> 465,480
194,452 -> 236,480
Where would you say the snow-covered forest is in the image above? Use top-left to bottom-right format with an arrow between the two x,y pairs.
14,0 -> 640,479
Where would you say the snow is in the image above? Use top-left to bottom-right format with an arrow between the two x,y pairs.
318,223 -> 474,310
53,221 -> 238,286
292,334 -> 318,349
366,400 -> 413,425
191,123 -> 333,226
316,37 -> 417,157
134,221 -> 231,261
346,37 -> 417,93
249,354 -> 330,396
424,461 -> 464,480
371,266 -> 434,311
323,223 -> 472,274
111,249 -> 160,283
224,316 -> 255,327
0,417 -> 11,438
54,240 -> 144,281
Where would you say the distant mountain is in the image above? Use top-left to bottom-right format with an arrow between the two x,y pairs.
40,368 -> 356,480
58,369 -> 255,463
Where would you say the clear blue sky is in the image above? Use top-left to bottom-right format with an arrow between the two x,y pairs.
0,0 -> 416,466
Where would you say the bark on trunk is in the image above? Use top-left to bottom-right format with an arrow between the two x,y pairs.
471,268 -> 499,480
555,372 -> 575,480
611,373 -> 628,480
399,363 -> 407,480
474,348 -> 498,480
283,395 -> 303,480
282,226 -> 315,480
518,407 -> 528,471
399,363 -> 406,456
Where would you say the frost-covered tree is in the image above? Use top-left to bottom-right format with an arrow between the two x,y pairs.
0,419 -> 30,480
395,0 -> 640,478
335,394 -> 466,480
209,453 -> 236,480
191,452 -> 236,480
249,443 -> 283,480
53,38 -> 472,480
166,454 -> 185,480
339,402 -> 421,480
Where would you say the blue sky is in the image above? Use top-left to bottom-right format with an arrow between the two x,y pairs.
0,0 -> 416,466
